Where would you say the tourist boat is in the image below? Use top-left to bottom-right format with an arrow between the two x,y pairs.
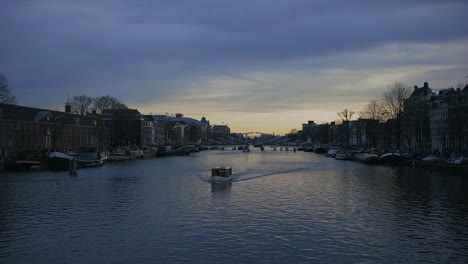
211,166 -> 233,181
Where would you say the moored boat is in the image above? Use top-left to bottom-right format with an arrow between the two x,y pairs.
211,166 -> 233,181
353,153 -> 379,164
129,150 -> 144,159
15,159 -> 47,171
155,146 -> 190,157
49,151 -> 107,170
143,148 -> 156,158
335,151 -> 348,160
77,152 -> 107,168
107,151 -> 136,162
181,145 -> 200,152
326,149 -> 338,157
48,152 -> 75,170
315,147 -> 327,154
378,152 -> 402,165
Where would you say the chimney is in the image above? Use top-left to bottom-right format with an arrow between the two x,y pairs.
457,88 -> 461,92
424,82 -> 428,88
414,85 -> 418,91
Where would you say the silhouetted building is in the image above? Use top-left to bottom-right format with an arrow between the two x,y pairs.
401,82 -> 435,153
0,103 -> 108,158
153,113 -> 209,146
211,125 -> 231,139
102,109 -> 144,147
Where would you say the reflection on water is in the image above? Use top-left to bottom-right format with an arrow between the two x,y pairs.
211,180 -> 232,192
1,149 -> 467,263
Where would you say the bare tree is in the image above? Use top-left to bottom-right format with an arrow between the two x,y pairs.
337,109 -> 355,147
93,95 -> 127,113
455,80 -> 468,90
113,102 -> 128,110
0,73 -> 17,104
71,95 -> 93,115
381,82 -> 412,150
337,108 -> 355,123
359,100 -> 383,120
381,82 -> 411,120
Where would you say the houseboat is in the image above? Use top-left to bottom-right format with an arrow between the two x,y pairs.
48,152 -> 75,170
211,166 -> 233,181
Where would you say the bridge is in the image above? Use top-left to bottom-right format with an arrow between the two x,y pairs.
205,132 -> 301,151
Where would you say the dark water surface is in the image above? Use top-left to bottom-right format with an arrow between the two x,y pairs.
1,149 -> 467,263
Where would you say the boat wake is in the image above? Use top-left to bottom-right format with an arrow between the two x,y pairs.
191,166 -> 307,183
233,167 -> 306,182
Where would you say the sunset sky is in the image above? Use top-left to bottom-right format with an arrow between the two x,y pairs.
1,0 -> 467,134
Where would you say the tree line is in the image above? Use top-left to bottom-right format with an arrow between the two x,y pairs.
1,73 -> 128,115
69,95 -> 128,115
357,81 -> 411,122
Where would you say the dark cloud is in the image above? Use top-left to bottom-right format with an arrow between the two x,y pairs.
0,0 -> 467,109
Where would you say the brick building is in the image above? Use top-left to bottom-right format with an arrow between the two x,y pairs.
0,103 -> 108,158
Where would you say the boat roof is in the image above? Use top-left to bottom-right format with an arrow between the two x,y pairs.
49,152 -> 74,160
212,166 -> 232,169
380,153 -> 401,158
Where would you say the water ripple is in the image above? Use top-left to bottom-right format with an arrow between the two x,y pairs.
1,150 -> 467,263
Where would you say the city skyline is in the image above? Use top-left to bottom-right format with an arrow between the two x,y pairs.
1,1 -> 468,134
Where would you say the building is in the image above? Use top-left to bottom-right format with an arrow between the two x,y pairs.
211,125 -> 231,139
143,115 -> 156,147
102,109 -> 144,147
0,103 -> 108,158
429,88 -> 453,154
302,121 -> 318,143
447,85 -> 468,155
153,113 -> 210,146
401,82 -> 435,153
401,82 -> 468,155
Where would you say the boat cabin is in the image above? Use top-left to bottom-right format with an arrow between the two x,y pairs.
211,166 -> 232,178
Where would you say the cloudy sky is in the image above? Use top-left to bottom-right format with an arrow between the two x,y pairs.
1,0 -> 467,134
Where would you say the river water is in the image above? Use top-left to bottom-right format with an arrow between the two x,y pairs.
1,149 -> 467,263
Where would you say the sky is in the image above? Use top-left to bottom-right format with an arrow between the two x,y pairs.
1,0 -> 468,134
